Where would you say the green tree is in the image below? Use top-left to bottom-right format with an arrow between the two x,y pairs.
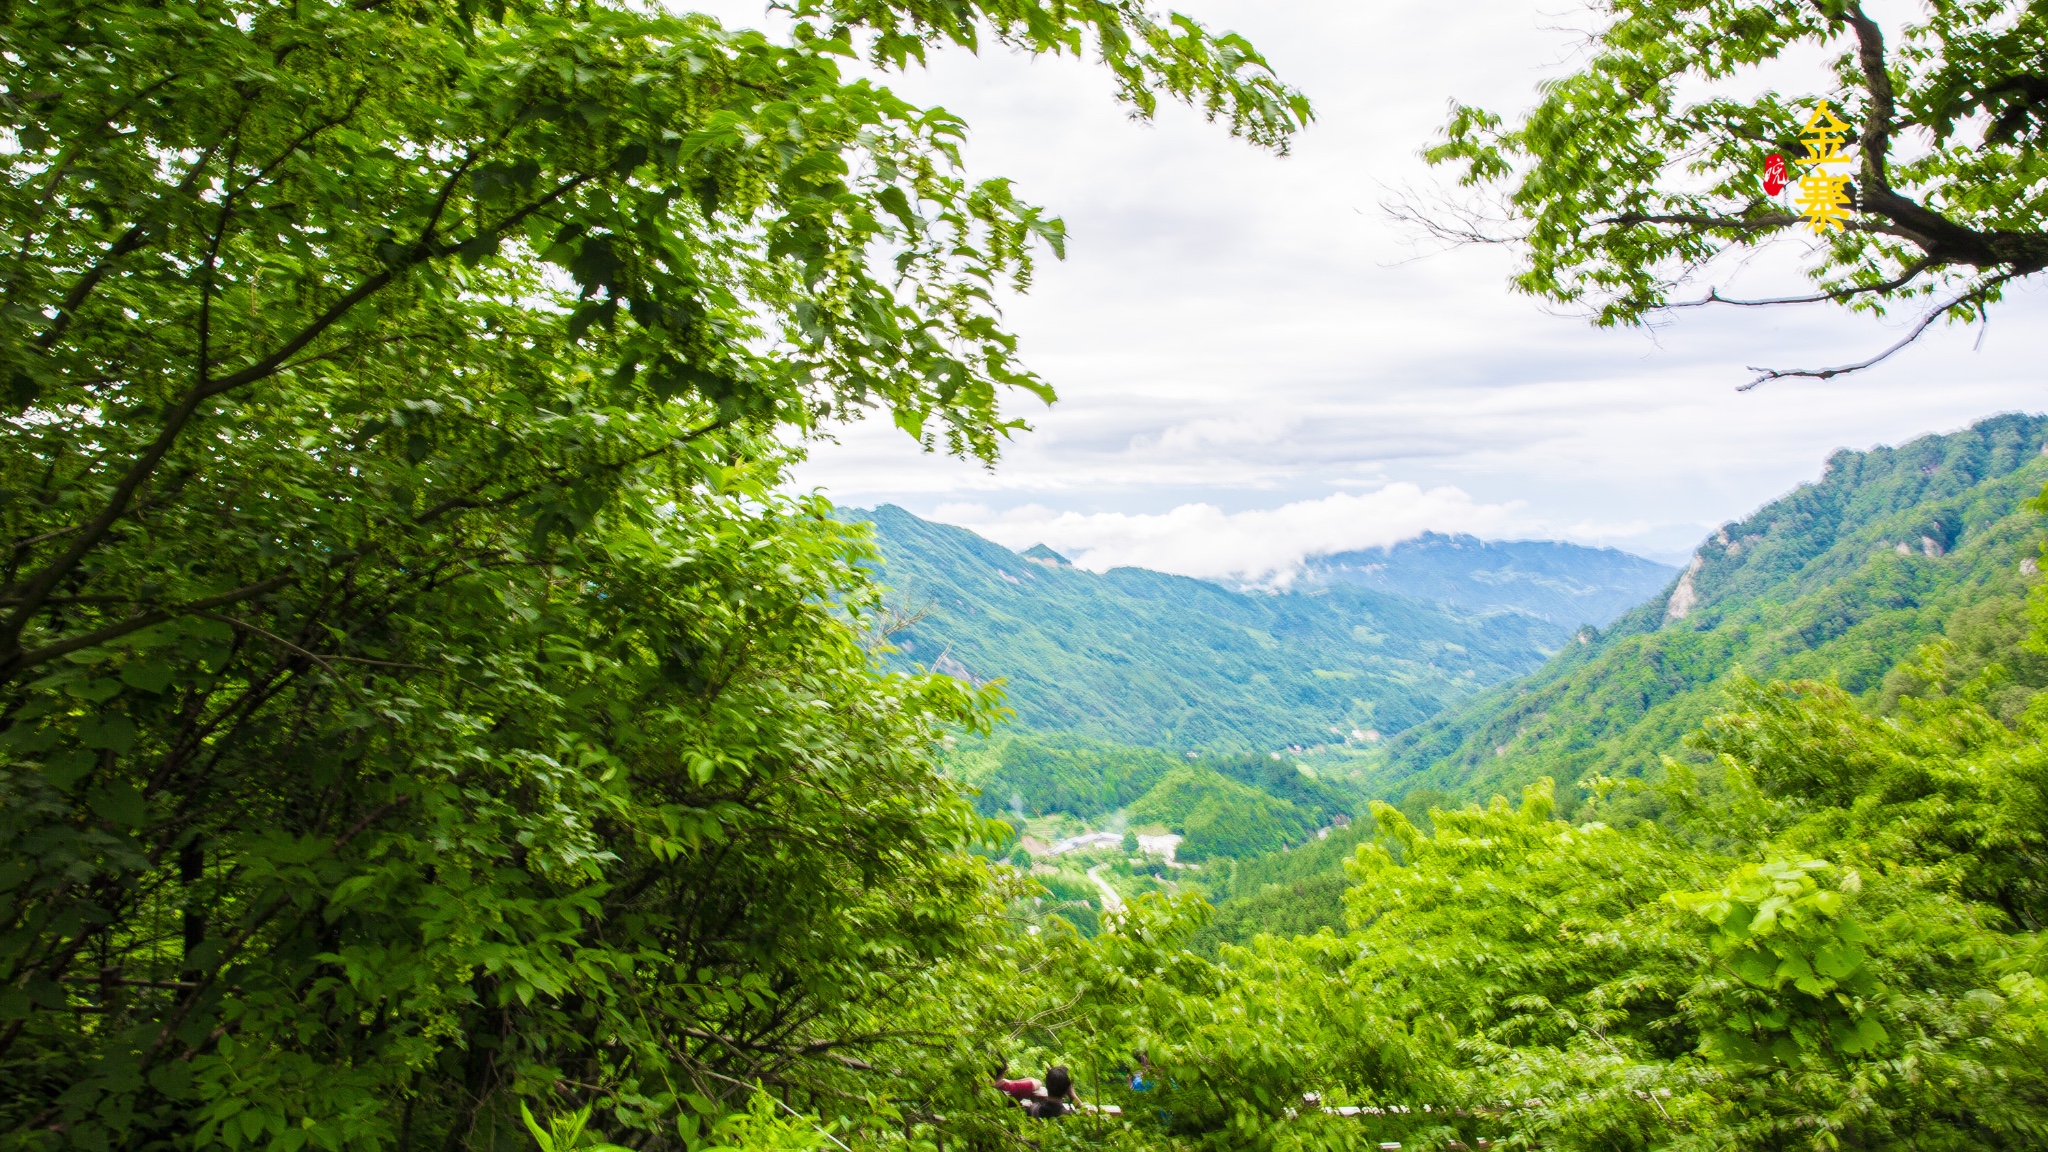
0,0 -> 1307,1147
1422,0 -> 2048,385
987,603 -> 2048,1149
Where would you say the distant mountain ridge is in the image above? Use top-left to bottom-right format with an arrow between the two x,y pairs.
845,505 -> 1672,751
1299,533 -> 1677,627
1354,411 -> 2048,814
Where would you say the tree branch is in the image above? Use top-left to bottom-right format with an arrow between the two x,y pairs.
33,74 -> 180,204
135,788 -> 429,1074
196,612 -> 339,677
195,134 -> 249,394
1,575 -> 292,675
1663,258 -> 1934,309
199,611 -> 430,675
0,173 -> 595,660
675,1024 -> 883,1070
410,416 -> 736,527
1740,271 -> 2017,389
1818,1 -> 2046,270
35,129 -> 235,352
200,172 -> 590,400
1837,2 -> 1898,191
1602,210 -> 1799,233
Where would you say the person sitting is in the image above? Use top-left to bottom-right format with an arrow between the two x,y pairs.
1127,1052 -> 1154,1093
994,1065 -> 1075,1118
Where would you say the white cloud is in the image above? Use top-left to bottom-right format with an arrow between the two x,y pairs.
929,485 -> 1533,585
712,0 -> 2046,570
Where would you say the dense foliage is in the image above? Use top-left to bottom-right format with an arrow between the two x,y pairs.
901,434 -> 2048,1150
851,505 -> 1569,750
949,618 -> 2048,1151
0,0 -> 1309,1148
1425,0 -> 2048,382
10,0 -> 2047,1146
1187,821 -> 1372,952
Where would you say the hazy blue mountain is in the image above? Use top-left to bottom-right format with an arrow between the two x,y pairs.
846,505 -> 1611,751
1300,534 -> 1677,628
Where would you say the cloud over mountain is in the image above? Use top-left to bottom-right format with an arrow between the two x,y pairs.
930,485 -> 1644,586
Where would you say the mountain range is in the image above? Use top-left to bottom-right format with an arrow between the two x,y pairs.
1297,534 -> 1677,626
844,505 -> 1675,750
1356,410 -> 2048,815
938,412 -> 2048,947
859,415 -> 2048,809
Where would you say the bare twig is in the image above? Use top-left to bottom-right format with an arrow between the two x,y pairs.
673,1024 -> 887,1069
196,612 -> 337,675
1602,210 -> 1799,233
410,416 -> 734,527
1380,192 -> 1527,248
61,975 -> 200,990
1664,258 -> 1934,309
1741,271 -> 2017,389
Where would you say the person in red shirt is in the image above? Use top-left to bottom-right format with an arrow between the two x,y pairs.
994,1065 -> 1074,1117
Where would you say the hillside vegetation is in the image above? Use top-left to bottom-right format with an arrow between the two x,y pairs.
1125,766 -> 1313,861
908,573 -> 2048,1146
930,460 -> 2048,1149
950,733 -> 1352,861
1188,820 -> 1376,951
949,732 -> 1182,821
1357,412 -> 2048,812
851,505 -> 1639,750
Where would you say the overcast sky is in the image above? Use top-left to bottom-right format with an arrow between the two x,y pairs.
709,0 -> 2045,573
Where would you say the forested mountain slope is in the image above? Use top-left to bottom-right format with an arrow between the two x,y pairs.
1357,412 -> 2048,813
848,505 -> 1572,749
1299,533 -> 1675,626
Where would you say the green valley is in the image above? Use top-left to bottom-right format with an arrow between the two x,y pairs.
847,504 -> 1672,751
954,413 -> 2048,966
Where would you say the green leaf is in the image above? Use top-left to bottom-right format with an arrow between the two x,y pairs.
88,781 -> 148,828
1838,1013 -> 1888,1054
876,185 -> 919,233
1813,939 -> 1865,980
120,661 -> 175,694
70,678 -> 124,703
79,713 -> 136,753
41,750 -> 95,791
